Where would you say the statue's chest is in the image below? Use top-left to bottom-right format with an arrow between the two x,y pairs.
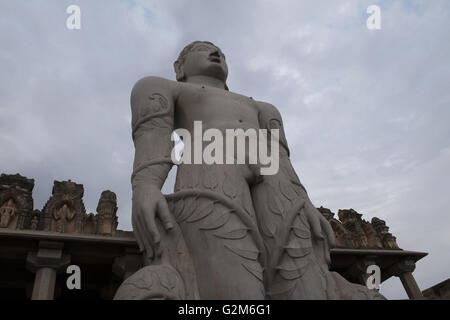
177,86 -> 259,122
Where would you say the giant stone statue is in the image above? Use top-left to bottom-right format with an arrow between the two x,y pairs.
114,41 -> 384,300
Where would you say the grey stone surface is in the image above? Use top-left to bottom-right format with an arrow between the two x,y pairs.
118,41 -> 385,300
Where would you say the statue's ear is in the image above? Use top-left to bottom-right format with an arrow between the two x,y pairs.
173,60 -> 184,81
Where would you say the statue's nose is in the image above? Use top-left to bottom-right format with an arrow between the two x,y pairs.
210,51 -> 220,58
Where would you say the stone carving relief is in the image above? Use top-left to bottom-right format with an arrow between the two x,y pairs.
371,217 -> 399,249
51,201 -> 77,233
96,190 -> 118,236
30,211 -> 40,230
0,173 -> 34,229
42,180 -> 85,233
319,206 -> 399,250
83,213 -> 96,235
338,209 -> 369,248
0,198 -> 18,228
36,179 -> 119,236
318,207 -> 353,248
361,220 -> 383,248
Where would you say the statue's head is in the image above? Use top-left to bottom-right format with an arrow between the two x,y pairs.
174,41 -> 229,90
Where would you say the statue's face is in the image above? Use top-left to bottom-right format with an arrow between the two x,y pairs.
182,42 -> 228,82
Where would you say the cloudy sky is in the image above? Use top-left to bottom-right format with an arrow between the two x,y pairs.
1,0 -> 449,299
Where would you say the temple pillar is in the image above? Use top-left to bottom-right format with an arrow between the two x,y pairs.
384,258 -> 424,299
399,271 -> 423,299
26,241 -> 70,300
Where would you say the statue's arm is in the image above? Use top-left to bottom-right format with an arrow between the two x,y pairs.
130,76 -> 177,258
255,101 -> 303,190
257,101 -> 336,250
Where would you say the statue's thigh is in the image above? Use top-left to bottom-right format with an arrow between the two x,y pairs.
175,196 -> 265,299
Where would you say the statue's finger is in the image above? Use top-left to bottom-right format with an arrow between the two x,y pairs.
157,199 -> 174,231
140,225 -> 155,260
144,210 -> 161,245
145,235 -> 157,259
137,204 -> 161,248
131,212 -> 144,252
135,211 -> 155,259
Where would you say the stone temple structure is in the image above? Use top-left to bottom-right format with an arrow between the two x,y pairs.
0,173 -> 434,299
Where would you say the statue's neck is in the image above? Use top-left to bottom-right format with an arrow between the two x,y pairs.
186,75 -> 226,90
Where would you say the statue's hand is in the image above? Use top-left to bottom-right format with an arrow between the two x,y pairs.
132,184 -> 174,259
303,201 -> 336,265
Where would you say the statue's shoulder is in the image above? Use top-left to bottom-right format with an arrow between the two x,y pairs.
130,76 -> 180,120
254,99 -> 290,154
254,100 -> 283,121
131,76 -> 179,98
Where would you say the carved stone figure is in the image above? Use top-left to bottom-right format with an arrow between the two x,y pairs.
361,220 -> 383,249
30,213 -> 39,230
119,41 -> 384,300
83,213 -> 96,235
42,180 -> 86,233
96,190 -> 118,236
52,202 -> 77,233
0,199 -> 18,228
319,206 -> 390,249
372,217 -> 399,249
318,207 -> 353,248
338,209 -> 369,248
0,173 -> 34,229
